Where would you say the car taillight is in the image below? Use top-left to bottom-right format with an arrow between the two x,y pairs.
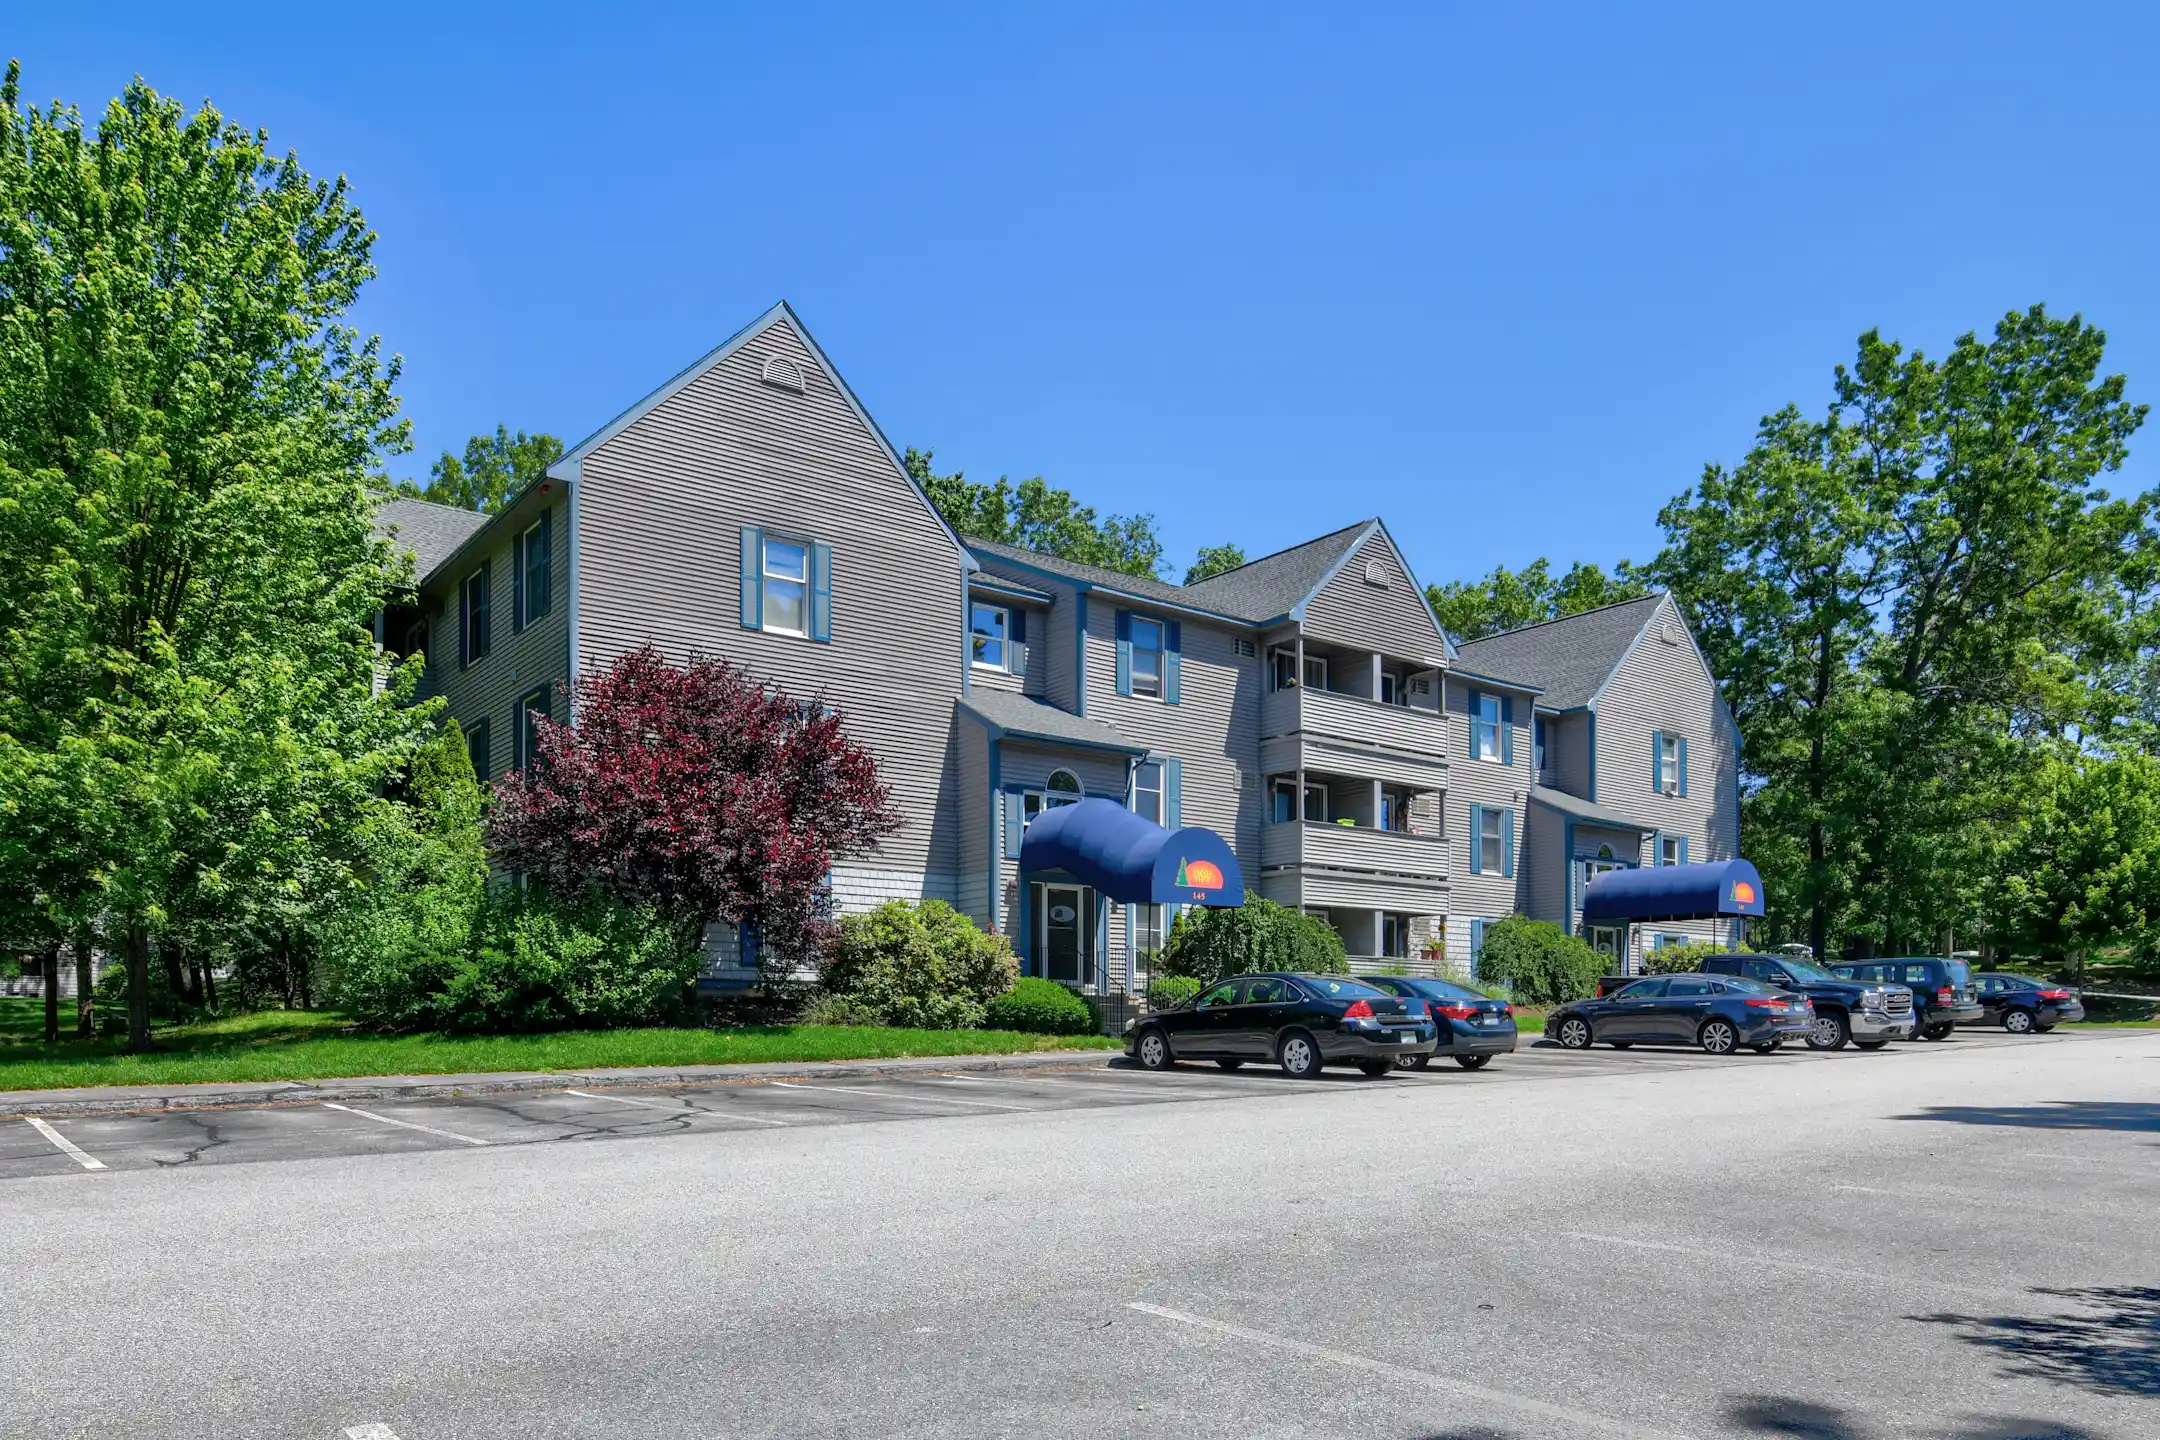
1435,1003 -> 1478,1020
1936,987 -> 1954,1004
1744,997 -> 1785,1009
1343,999 -> 1374,1019
2037,989 -> 2070,1000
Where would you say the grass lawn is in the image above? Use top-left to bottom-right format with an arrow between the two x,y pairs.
0,997 -> 1118,1093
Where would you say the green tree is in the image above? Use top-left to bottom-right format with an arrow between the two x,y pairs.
1157,894 -> 1347,984
1426,558 -> 1651,642
1184,544 -> 1247,584
413,425 -> 562,514
905,447 -> 1165,578
0,66 -> 424,1048
1989,749 -> 2160,979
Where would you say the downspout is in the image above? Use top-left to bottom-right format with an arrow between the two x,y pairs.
565,476 -> 581,723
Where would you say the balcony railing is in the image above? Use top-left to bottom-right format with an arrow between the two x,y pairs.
1260,820 -> 1449,877
1261,684 -> 1446,754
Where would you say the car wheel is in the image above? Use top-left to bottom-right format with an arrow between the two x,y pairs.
1134,1028 -> 1174,1071
1215,1059 -> 1245,1070
1455,1055 -> 1492,1070
1699,1019 -> 1739,1055
1752,1039 -> 1783,1054
2003,1008 -> 2035,1035
1278,1030 -> 1323,1079
1921,1022 -> 1955,1041
1807,1011 -> 1850,1050
1555,1015 -> 1594,1050
1853,1039 -> 1889,1050
1397,1054 -> 1431,1071
1357,1060 -> 1393,1077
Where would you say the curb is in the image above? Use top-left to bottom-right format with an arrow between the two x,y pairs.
0,1047 -> 1124,1118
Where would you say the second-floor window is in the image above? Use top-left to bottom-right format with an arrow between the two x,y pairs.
1132,760 -> 1164,826
1269,648 -> 1297,692
1271,778 -> 1328,823
1379,669 -> 1405,706
460,562 -> 492,666
1656,731 -> 1686,794
517,512 -> 552,628
1534,716 -> 1548,774
971,602 -> 1010,670
1129,616 -> 1165,698
762,536 -> 809,636
1477,805 -> 1505,873
1472,692 -> 1501,761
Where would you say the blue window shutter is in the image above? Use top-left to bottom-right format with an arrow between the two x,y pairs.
1501,807 -> 1515,878
739,526 -> 763,630
1470,918 -> 1487,976
1165,757 -> 1182,828
1468,802 -> 1483,874
810,539 -> 832,643
458,579 -> 471,666
1652,830 -> 1666,866
1164,620 -> 1182,705
1651,730 -> 1664,789
1501,694 -> 1514,766
1115,611 -> 1133,695
512,530 -> 525,634
1680,835 -> 1691,866
1467,688 -> 1481,754
1677,736 -> 1689,797
1002,791 -> 1024,860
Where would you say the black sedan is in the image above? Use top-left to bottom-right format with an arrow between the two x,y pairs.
1125,972 -> 1436,1078
1971,972 -> 2085,1033
1544,974 -> 1815,1055
1362,976 -> 1518,1070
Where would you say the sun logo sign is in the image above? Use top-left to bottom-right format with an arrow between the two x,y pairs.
1178,859 -> 1225,892
1732,880 -> 1757,906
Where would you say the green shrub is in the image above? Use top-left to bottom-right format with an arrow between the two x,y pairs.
983,976 -> 1096,1035
1473,916 -> 1604,1004
819,899 -> 1019,1030
1158,892 -> 1347,985
797,992 -> 880,1027
1642,941 -> 1726,975
1147,975 -> 1203,1010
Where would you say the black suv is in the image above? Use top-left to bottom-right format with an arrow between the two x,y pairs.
1827,957 -> 1983,1040
1697,953 -> 1915,1050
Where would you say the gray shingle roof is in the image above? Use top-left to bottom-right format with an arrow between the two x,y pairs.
375,497 -> 492,585
1529,784 -> 1655,833
966,519 -> 1374,625
957,690 -> 1146,753
1454,593 -> 1668,710
1179,519 -> 1374,622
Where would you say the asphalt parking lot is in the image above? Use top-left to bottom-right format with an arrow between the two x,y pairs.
0,1029 -> 2058,1181
3,1028 -> 2154,1440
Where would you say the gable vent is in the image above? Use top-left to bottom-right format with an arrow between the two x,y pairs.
1232,637 -> 1256,658
1659,617 -> 1681,645
1363,557 -> 1392,588
760,355 -> 807,393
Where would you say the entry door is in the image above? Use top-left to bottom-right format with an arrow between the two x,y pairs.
1587,926 -> 1624,961
1040,885 -> 1094,986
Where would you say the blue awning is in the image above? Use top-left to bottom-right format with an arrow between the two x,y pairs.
1582,859 -> 1766,925
1018,797 -> 1244,906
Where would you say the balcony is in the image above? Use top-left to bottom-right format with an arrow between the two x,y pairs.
1260,820 -> 1449,879
1261,684 -> 1446,755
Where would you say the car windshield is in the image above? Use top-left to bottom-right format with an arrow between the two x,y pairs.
1772,957 -> 1840,984
1304,977 -> 1385,999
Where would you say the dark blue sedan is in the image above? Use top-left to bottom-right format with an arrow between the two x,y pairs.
1545,974 -> 1814,1055
1363,976 -> 1518,1070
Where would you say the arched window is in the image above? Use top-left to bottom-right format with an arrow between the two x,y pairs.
1597,844 -> 1615,860
1046,770 -> 1083,807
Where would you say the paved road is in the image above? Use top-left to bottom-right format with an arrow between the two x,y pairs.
2,1031 -> 2154,1438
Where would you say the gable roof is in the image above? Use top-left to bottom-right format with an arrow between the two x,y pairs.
1454,593 -> 1669,710
374,497 -> 493,585
545,300 -> 973,569
1179,519 -> 1373,622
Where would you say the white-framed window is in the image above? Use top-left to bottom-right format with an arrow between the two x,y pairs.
1379,789 -> 1414,832
1133,903 -> 1165,969
1472,692 -> 1502,762
1270,778 -> 1327,823
1477,805 -> 1505,873
1129,617 -> 1165,698
1303,654 -> 1329,690
1379,670 -> 1403,706
519,513 -> 552,626
1022,769 -> 1087,833
1381,913 -> 1409,959
1653,931 -> 1690,950
1268,648 -> 1298,692
459,564 -> 492,665
1657,733 -> 1682,793
1658,832 -> 1685,867
1132,760 -> 1164,826
970,601 -> 1010,670
761,535 -> 809,636
1534,716 -> 1549,774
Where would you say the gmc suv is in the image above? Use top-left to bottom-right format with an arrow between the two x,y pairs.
1828,958 -> 1984,1040
1697,953 -> 1915,1050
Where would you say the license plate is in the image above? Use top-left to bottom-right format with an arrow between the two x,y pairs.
1395,1033 -> 1414,1044
1479,1014 -> 1497,1025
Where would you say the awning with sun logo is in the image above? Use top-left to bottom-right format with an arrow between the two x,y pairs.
1017,797 -> 1244,907
1581,858 -> 1765,925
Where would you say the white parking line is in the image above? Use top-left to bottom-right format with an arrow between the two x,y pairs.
23,1116 -> 106,1171
321,1102 -> 487,1146
767,1080 -> 1033,1111
1128,1302 -> 1689,1439
1559,1230 -> 2027,1302
562,1088 -> 789,1126
345,1426 -> 401,1439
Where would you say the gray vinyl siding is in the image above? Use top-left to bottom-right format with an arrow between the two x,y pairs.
1546,710 -> 1592,798
415,489 -> 569,785
572,315 -> 966,893
1444,674 -> 1532,970
1524,801 -> 1567,927
1592,595 -> 1735,871
1302,532 -> 1449,668
965,597 -> 1048,698
1081,594 -> 1264,863
956,712 -> 992,925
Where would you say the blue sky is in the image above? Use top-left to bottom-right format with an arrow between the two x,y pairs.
12,3 -> 2158,586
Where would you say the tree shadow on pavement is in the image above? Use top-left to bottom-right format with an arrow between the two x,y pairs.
1721,1395 -> 2103,1438
1891,1101 -> 2160,1133
1909,1286 -> 2160,1398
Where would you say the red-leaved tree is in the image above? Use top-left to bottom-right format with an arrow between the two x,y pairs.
487,646 -> 902,970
